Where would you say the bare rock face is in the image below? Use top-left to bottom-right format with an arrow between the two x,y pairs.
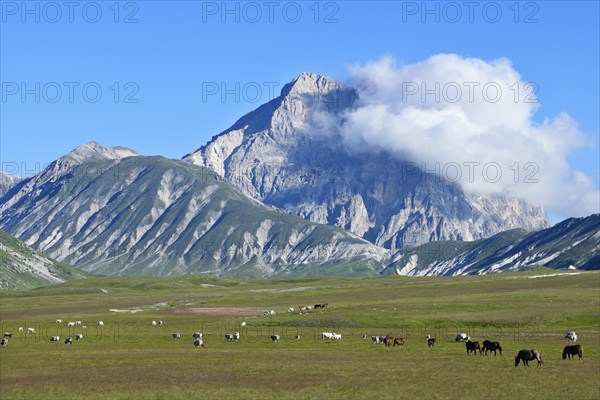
184,72 -> 551,250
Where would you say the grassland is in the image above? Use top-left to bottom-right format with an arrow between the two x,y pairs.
0,270 -> 599,399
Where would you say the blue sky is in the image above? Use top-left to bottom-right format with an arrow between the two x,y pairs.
1,1 -> 599,220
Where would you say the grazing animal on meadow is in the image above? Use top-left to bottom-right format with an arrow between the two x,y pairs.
322,332 -> 334,340
18,327 -> 23,332
563,345 -> 583,360
482,340 -> 502,356
515,349 -> 543,367
455,333 -> 470,342
295,335 -> 301,340
194,338 -> 204,348
3,332 -> 12,338
172,333 -> 181,340
233,332 -> 240,341
67,322 -> 76,327
56,319 -> 63,324
393,337 -> 405,347
152,321 -> 157,326
98,321 -> 104,326
426,335 -> 436,347
192,332 -> 202,339
65,337 -> 73,345
158,321 -> 163,325
465,340 -> 482,355
565,332 -> 577,341
315,303 -> 328,309
225,334 -> 234,341
1,338 -> 7,347
50,336 -> 60,342
288,308 -> 294,313
75,334 -> 84,341
271,335 -> 280,342
241,322 -> 246,327
383,336 -> 393,347
331,333 -> 342,340
75,321 -> 82,326
27,328 -> 36,334
371,336 -> 380,344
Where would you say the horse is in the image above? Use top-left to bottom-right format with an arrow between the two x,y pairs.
482,340 -> 502,356
515,349 -> 543,367
465,340 -> 482,355
384,336 -> 394,347
562,345 -> 583,360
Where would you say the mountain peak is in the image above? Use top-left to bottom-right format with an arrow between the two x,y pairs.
62,142 -> 140,164
281,72 -> 342,97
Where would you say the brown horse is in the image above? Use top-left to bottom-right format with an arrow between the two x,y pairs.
384,336 -> 394,347
465,340 -> 482,355
562,345 -> 583,360
393,337 -> 405,347
482,340 -> 502,356
515,349 -> 543,367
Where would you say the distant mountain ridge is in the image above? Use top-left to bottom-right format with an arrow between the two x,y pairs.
0,143 -> 388,278
0,229 -> 88,289
387,214 -> 600,276
0,172 -> 22,197
183,72 -> 551,250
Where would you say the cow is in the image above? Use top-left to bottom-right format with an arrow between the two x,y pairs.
315,304 -> 329,309
295,335 -> 301,340
75,321 -> 82,326
565,332 -> 577,342
27,328 -> 36,334
465,340 -> 482,355
393,337 -> 405,347
67,322 -> 76,327
515,349 -> 543,367
158,321 -> 163,325
371,336 -> 380,344
384,336 -> 394,347
322,332 -> 334,340
233,332 -> 240,341
0,338 -> 7,347
3,332 -> 12,338
288,308 -> 294,313
225,334 -> 234,341
75,334 -> 84,341
192,332 -> 203,339
331,333 -> 342,340
455,333 -> 470,342
65,337 -> 73,345
50,336 -> 60,342
56,319 -> 63,324
193,338 -> 204,348
172,333 -> 181,340
563,345 -> 583,360
98,321 -> 105,326
482,340 -> 502,356
426,335 -> 436,347
271,335 -> 280,342
18,327 -> 23,332
152,321 -> 158,326
240,322 -> 246,327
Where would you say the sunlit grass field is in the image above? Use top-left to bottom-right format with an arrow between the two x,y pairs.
1,270 -> 599,399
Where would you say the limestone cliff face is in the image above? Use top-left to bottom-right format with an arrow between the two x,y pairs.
184,72 -> 551,250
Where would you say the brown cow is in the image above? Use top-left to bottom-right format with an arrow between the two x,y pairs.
563,345 -> 583,360
314,304 -> 329,309
384,336 -> 394,347
3,332 -> 12,338
393,337 -> 405,347
515,349 -> 543,367
465,340 -> 482,355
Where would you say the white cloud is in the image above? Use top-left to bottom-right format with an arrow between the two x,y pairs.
334,54 -> 599,217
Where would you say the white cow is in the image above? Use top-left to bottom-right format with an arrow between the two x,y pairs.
56,319 -> 63,324
75,321 -> 82,326
18,327 -> 23,332
152,321 -> 157,326
322,332 -> 334,340
331,333 -> 342,340
67,322 -> 76,327
27,328 -> 36,334
288,308 -> 294,313
98,321 -> 105,326
455,333 -> 470,342
240,322 -> 246,327
565,332 -> 578,341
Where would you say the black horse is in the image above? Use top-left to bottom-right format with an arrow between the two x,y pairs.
515,349 -> 543,367
562,345 -> 583,360
482,340 -> 502,356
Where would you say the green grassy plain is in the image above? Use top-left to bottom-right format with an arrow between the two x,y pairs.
1,270 -> 599,400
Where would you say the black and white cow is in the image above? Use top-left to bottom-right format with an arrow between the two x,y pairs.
75,334 -> 84,341
271,335 -> 280,342
192,332 -> 203,339
193,338 -> 204,348
1,338 -> 8,347
50,336 -> 60,342
172,333 -> 181,340
65,337 -> 73,344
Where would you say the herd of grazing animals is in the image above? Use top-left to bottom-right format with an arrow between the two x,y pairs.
0,314 -> 585,370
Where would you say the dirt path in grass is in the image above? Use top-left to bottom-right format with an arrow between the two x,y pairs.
172,307 -> 261,317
